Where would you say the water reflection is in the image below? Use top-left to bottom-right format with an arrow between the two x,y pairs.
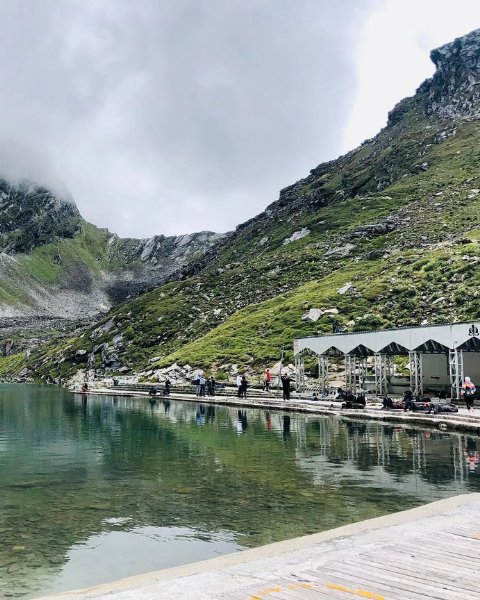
0,385 -> 478,598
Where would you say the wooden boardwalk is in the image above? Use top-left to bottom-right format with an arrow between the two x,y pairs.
41,494 -> 480,600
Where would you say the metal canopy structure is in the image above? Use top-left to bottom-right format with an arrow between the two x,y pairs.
294,321 -> 480,398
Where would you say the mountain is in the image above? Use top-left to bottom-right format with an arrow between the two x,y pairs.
0,177 -> 224,319
9,29 -> 480,382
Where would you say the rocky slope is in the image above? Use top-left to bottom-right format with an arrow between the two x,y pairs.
0,177 -> 224,318
11,29 -> 480,382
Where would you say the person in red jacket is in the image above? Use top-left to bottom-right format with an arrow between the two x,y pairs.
263,368 -> 271,392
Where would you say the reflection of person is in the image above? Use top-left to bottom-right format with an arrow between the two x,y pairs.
206,405 -> 215,423
283,415 -> 291,438
236,411 -> 243,434
464,438 -> 480,471
266,412 -> 271,431
464,451 -> 480,471
462,377 -> 476,412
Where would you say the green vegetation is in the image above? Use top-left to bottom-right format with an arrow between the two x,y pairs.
6,44 -> 480,381
0,353 -> 26,377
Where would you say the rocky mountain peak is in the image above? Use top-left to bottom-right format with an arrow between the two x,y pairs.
425,28 -> 480,119
0,177 -> 81,253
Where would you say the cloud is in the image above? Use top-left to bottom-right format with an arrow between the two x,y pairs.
0,0 -> 373,236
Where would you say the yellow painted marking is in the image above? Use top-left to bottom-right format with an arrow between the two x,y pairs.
248,585 -> 282,599
327,582 -> 385,600
249,580 -> 384,600
249,582 -> 321,598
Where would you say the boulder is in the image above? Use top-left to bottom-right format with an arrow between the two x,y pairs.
283,228 -> 310,245
325,243 -> 355,258
338,282 -> 353,295
301,307 -> 339,321
302,308 -> 323,322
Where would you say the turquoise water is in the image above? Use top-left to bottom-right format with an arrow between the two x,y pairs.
0,385 -> 479,598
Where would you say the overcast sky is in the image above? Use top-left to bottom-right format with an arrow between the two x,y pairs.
0,0 -> 479,238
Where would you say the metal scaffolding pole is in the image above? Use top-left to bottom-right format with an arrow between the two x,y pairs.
448,348 -> 464,400
358,357 -> 368,390
295,353 -> 305,393
409,351 -> 423,396
345,354 -> 356,391
374,353 -> 390,396
318,355 -> 329,393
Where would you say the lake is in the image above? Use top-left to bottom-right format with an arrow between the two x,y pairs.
0,385 -> 479,598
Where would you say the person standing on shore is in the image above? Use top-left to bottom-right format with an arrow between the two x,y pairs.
236,373 -> 242,397
199,373 -> 206,397
463,377 -> 476,412
263,368 -> 271,392
207,376 -> 216,396
241,375 -> 248,399
164,378 -> 171,396
193,373 -> 201,396
281,373 -> 291,401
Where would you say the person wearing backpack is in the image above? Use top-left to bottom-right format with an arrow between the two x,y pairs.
462,377 -> 476,412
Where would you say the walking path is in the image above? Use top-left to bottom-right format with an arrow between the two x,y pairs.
76,386 -> 480,434
39,494 -> 480,600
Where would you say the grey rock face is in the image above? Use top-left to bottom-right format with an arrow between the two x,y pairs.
0,178 -> 80,253
113,231 -> 225,271
425,29 -> 480,119
283,228 -> 310,245
325,243 -> 355,258
353,219 -> 399,238
0,177 -> 226,318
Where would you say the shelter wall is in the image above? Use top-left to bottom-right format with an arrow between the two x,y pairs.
422,354 -> 450,388
463,353 -> 480,386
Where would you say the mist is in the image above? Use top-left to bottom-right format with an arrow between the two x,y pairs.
0,0 -> 373,236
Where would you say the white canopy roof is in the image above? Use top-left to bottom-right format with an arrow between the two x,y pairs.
294,321 -> 480,356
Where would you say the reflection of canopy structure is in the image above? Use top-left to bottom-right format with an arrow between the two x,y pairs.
294,321 -> 480,398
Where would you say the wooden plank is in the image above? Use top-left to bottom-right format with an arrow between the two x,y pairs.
356,555 -> 480,595
302,569 -> 413,600
424,530 -> 480,551
304,560 -> 476,600
242,580 -> 337,600
392,540 -> 480,563
273,579 -> 345,598
331,560 -> 480,600
392,542 -> 480,569
391,548 -> 480,574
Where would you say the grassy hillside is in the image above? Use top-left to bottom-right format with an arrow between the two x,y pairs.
26,120 -> 480,380
16,31 -> 480,381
